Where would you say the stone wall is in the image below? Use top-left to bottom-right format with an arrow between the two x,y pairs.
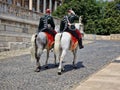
110,34 -> 120,40
84,34 -> 120,41
0,17 -> 60,52
0,1 -> 61,52
0,30 -> 31,51
0,30 -> 120,52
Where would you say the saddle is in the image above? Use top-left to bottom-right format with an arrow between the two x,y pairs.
68,33 -> 78,50
44,32 -> 54,49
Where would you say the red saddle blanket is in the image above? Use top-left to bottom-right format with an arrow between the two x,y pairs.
45,32 -> 54,49
69,33 -> 78,50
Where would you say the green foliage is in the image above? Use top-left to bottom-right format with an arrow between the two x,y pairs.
103,0 -> 120,34
53,0 -> 120,35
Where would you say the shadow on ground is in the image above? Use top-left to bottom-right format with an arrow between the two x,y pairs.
64,61 -> 85,73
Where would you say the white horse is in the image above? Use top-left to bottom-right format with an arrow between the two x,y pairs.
30,32 -> 57,72
54,32 -> 78,75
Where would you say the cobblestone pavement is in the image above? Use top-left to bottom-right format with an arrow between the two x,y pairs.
0,40 -> 120,90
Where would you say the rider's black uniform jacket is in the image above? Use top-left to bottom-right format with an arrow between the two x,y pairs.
38,14 -> 55,33
60,14 -> 79,32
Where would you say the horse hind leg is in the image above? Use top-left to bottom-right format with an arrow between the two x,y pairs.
58,49 -> 66,75
45,49 -> 58,69
35,48 -> 43,72
45,49 -> 50,69
72,49 -> 77,69
35,56 -> 41,72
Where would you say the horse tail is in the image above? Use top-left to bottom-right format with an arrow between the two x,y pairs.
54,33 -> 62,54
30,34 -> 37,62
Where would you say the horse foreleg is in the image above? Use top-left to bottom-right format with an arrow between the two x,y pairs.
59,49 -> 62,62
58,50 -> 66,75
45,49 -> 49,69
54,53 -> 58,67
72,49 -> 77,69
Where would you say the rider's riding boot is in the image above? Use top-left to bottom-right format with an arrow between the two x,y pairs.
78,38 -> 84,49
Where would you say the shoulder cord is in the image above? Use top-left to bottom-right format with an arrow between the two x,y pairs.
63,16 -> 70,31
41,15 -> 49,32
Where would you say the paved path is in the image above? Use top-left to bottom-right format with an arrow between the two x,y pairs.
74,56 -> 120,90
0,40 -> 120,90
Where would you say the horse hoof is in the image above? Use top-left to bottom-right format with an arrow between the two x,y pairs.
35,69 -> 40,72
35,67 -> 41,72
58,72 -> 62,75
45,66 -> 49,69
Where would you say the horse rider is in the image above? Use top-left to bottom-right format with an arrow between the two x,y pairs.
60,9 -> 84,49
37,8 -> 57,38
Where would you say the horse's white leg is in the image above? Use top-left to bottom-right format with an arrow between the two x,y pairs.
54,33 -> 62,63
54,52 -> 59,67
35,47 -> 43,72
53,47 -> 62,67
45,49 -> 49,68
54,48 -> 62,67
58,49 -> 66,75
72,48 -> 77,69
59,49 -> 62,62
